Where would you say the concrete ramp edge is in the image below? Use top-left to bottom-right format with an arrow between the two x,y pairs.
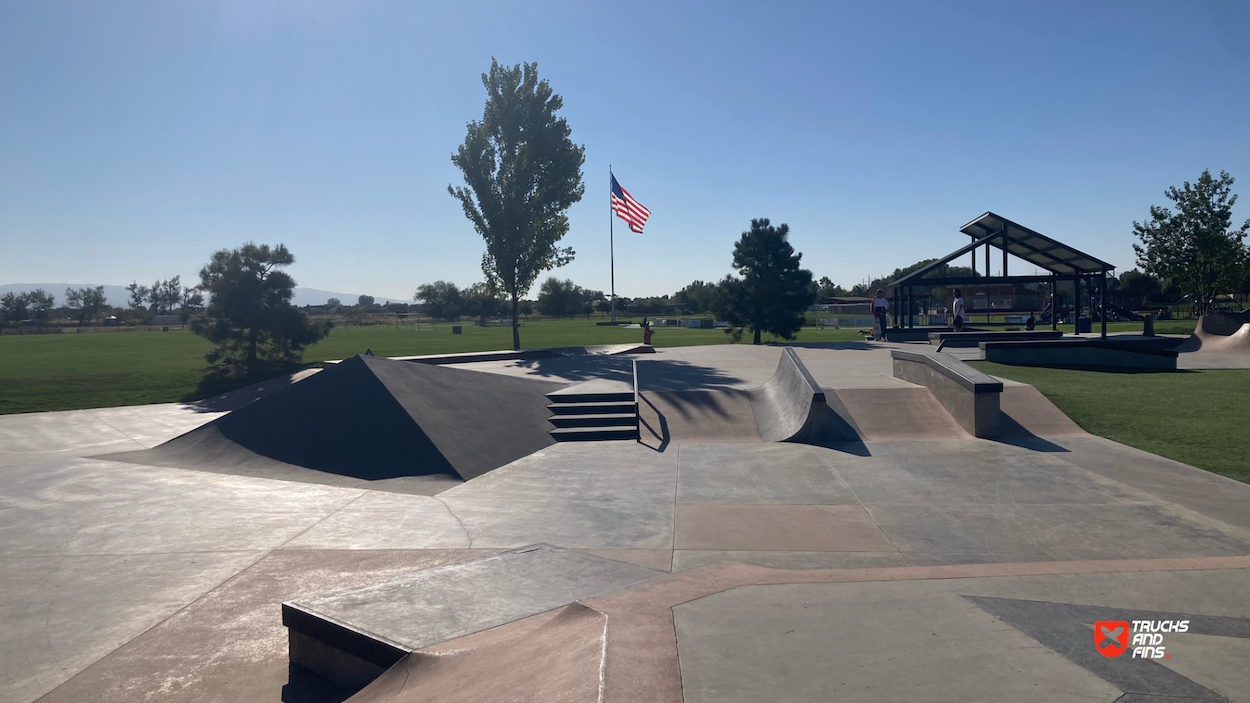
748,348 -> 858,444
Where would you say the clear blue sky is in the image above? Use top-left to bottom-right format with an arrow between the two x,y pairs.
2,0 -> 1248,301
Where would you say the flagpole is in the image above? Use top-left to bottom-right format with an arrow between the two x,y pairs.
609,165 -> 616,324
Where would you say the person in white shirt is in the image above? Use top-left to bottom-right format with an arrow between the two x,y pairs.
952,289 -> 965,332
871,288 -> 890,342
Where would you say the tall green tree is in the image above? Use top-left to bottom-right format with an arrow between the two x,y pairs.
714,218 -> 816,344
1132,170 -> 1249,316
461,281 -> 506,326
449,58 -> 586,350
191,243 -> 330,375
357,294 -> 375,307
415,280 -> 462,321
65,286 -> 108,326
0,292 -> 30,326
536,277 -> 585,317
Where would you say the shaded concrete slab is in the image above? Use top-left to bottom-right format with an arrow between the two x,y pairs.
30,549 -> 491,703
674,504 -> 896,552
676,443 -> 854,504
0,551 -> 264,703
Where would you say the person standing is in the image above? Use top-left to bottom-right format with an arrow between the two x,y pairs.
871,288 -> 890,342
952,289 -> 965,332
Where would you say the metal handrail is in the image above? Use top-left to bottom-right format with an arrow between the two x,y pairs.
632,358 -> 640,441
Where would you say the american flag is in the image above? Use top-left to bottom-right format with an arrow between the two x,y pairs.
611,174 -> 651,234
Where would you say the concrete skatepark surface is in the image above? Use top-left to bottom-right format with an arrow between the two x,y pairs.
4,342 -> 1250,702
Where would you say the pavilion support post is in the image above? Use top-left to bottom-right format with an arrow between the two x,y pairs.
1051,274 -> 1058,331
1100,266 -> 1108,339
1074,274 -> 1082,335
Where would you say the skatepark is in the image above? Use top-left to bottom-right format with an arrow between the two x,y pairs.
3,317 -> 1250,703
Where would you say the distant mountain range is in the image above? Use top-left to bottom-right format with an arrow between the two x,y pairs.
0,283 -> 404,308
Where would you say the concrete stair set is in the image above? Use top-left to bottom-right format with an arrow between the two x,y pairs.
545,389 -> 639,442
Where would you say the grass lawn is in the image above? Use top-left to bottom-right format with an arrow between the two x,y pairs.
969,361 -> 1250,484
0,321 -> 864,414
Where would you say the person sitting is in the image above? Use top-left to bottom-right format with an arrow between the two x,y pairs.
1025,312 -> 1036,331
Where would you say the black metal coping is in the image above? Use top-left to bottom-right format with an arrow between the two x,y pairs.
282,602 -> 410,669
978,339 -> 1180,358
891,349 -> 1004,394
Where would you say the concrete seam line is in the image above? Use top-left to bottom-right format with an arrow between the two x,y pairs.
811,446 -> 913,568
84,408 -> 148,449
273,491 -> 368,550
47,547 -> 275,688
431,495 -> 474,548
591,603 -> 609,703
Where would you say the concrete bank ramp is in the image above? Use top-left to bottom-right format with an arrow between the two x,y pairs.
283,545 -> 661,693
748,348 -> 858,444
346,603 -> 605,703
104,355 -> 562,493
1175,313 -> 1250,354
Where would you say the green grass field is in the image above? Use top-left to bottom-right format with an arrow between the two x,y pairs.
0,321 -> 863,414
969,362 -> 1250,483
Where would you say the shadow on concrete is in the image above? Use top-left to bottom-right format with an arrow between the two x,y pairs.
637,394 -> 670,453
281,664 -> 351,703
780,341 -> 880,351
511,356 -> 748,391
990,413 -> 1071,453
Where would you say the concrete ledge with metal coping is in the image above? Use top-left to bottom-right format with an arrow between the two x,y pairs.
928,330 -> 1064,348
980,339 -> 1179,370
891,349 -> 1003,438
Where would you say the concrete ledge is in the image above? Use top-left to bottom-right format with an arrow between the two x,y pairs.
891,349 -> 1002,438
981,340 -> 1178,370
927,330 -> 1063,347
749,348 -> 858,444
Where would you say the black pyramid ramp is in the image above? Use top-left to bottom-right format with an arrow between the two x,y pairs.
104,355 -> 564,494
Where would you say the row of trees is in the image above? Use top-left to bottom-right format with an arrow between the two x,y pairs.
125,277 -> 204,316
0,286 -> 114,328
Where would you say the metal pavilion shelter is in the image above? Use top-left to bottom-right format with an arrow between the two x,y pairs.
888,212 -> 1116,339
